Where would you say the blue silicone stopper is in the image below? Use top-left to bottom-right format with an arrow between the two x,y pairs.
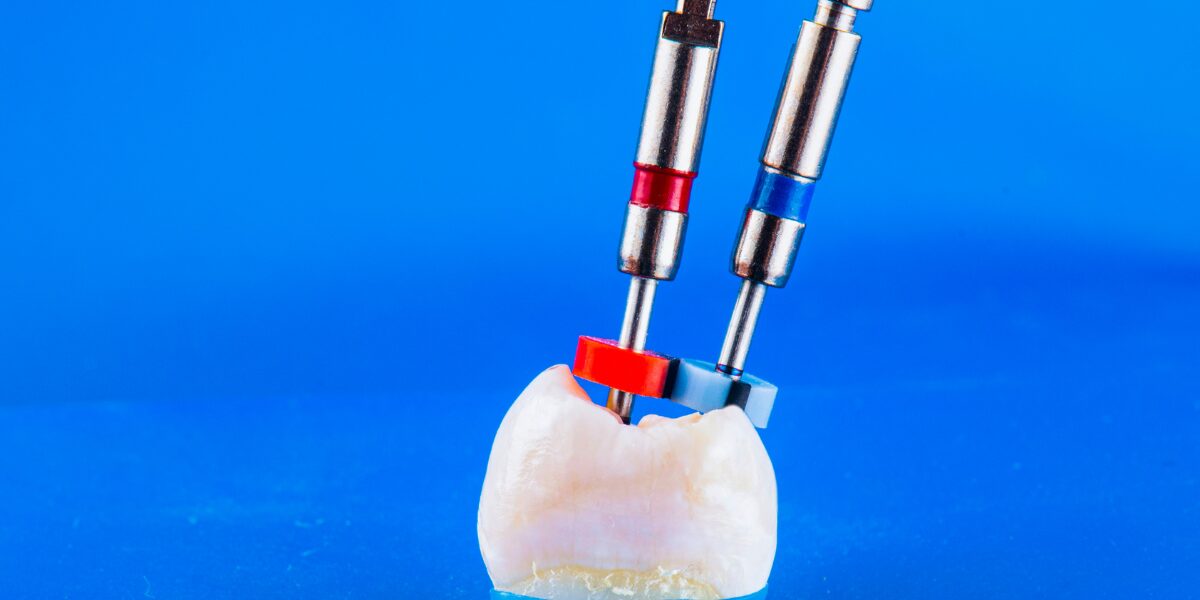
668,358 -> 777,429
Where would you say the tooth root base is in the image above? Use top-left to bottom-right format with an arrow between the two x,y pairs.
491,588 -> 770,600
494,564 -> 723,600
492,582 -> 770,600
492,589 -> 769,600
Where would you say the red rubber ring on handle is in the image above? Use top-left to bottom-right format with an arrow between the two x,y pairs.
629,162 -> 696,213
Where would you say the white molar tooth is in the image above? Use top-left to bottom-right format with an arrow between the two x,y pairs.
479,365 -> 777,600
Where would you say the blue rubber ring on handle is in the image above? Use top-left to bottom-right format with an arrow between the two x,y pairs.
747,167 -> 814,222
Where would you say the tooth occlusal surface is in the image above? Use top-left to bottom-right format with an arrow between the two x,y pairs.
478,365 -> 777,599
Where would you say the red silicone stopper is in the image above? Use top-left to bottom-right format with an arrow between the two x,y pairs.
572,336 -> 675,398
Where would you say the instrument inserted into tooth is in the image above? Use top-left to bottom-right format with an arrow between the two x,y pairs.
716,0 -> 871,380
656,0 -> 871,428
573,0 -> 724,424
482,5 -> 880,598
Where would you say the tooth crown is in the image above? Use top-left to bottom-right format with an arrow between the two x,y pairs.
479,366 -> 777,599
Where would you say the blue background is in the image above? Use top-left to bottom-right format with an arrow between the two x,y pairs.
2,0 -> 1198,597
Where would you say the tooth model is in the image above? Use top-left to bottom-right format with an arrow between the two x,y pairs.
479,0 -> 872,597
479,367 -> 776,600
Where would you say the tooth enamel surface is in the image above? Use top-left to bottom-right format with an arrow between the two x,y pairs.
479,366 -> 777,599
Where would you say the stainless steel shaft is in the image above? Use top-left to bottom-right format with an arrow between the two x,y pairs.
716,280 -> 768,378
607,0 -> 723,423
607,277 -> 658,422
715,0 -> 872,378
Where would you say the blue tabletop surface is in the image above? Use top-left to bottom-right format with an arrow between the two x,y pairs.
2,257 -> 1196,599
2,0 -> 1198,598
